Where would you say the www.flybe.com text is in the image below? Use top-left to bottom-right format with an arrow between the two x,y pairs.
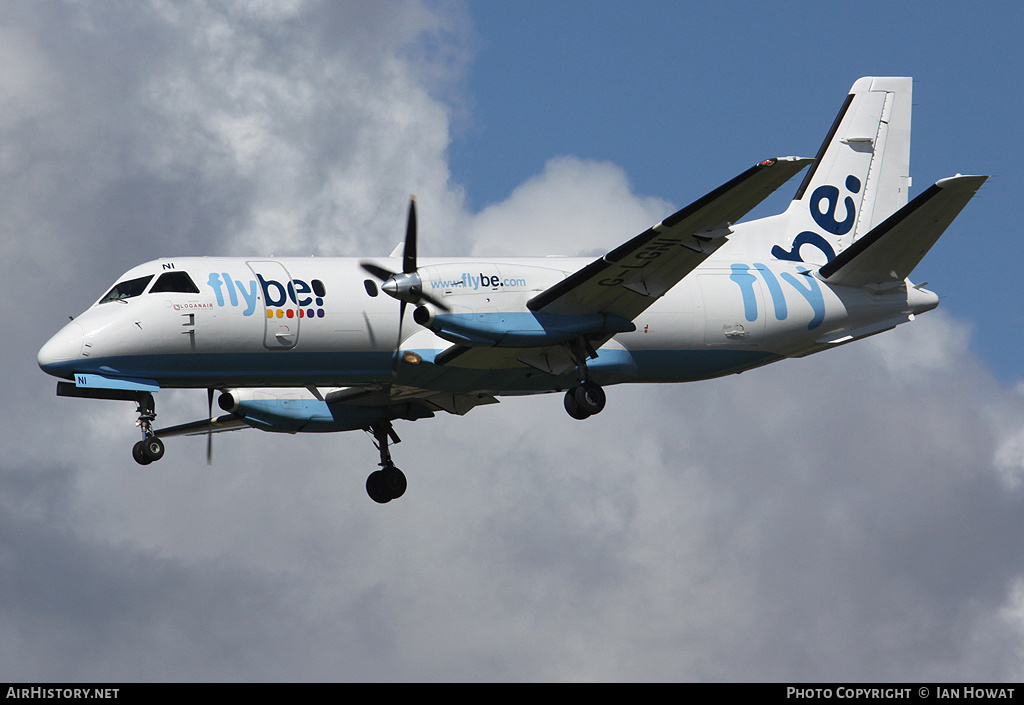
430,273 -> 527,291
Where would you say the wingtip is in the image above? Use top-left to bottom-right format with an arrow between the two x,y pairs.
935,174 -> 989,190
758,156 -> 815,167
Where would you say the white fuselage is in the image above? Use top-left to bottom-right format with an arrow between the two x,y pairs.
37,252 -> 938,395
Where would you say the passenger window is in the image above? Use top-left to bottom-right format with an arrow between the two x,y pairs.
312,279 -> 326,297
363,279 -> 378,297
150,271 -> 200,294
98,275 -> 154,304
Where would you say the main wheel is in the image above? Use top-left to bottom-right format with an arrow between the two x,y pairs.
573,381 -> 606,416
366,471 -> 391,503
381,465 -> 407,500
564,389 -> 591,420
366,465 -> 407,503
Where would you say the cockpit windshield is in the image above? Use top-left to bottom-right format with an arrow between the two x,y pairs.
98,275 -> 154,304
150,271 -> 200,294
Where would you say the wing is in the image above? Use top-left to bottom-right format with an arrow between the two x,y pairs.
527,156 -> 812,319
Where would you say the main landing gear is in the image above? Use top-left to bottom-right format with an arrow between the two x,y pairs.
365,421 -> 407,504
562,338 -> 607,420
131,392 -> 165,465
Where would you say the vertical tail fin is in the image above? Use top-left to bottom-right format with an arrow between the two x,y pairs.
772,77 -> 913,264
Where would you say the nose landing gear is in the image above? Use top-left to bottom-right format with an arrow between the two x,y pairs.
131,393 -> 165,465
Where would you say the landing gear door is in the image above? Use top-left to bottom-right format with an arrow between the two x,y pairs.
247,261 -> 299,349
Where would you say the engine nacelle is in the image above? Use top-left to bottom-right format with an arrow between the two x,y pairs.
415,310 -> 635,348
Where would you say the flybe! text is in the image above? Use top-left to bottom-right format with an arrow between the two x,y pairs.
206,273 -> 326,317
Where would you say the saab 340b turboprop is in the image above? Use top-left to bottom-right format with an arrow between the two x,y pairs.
38,77 -> 986,503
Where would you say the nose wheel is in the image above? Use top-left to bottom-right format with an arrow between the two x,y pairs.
365,421 -> 407,503
132,436 -> 165,465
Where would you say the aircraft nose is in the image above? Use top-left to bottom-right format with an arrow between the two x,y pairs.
37,321 -> 84,376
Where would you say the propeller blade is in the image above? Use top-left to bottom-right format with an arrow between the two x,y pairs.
206,388 -> 214,465
394,300 -> 407,374
360,261 -> 396,282
403,197 -> 417,274
369,199 -> 446,356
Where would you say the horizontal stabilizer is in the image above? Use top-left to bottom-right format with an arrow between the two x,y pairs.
818,175 -> 987,288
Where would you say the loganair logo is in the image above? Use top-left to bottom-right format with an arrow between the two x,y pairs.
429,273 -> 528,291
206,273 -> 326,319
771,175 -> 862,263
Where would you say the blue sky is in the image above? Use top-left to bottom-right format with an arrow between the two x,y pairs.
450,1 -> 1023,380
5,0 -> 1024,682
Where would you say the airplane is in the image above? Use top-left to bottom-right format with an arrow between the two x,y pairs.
37,77 -> 986,503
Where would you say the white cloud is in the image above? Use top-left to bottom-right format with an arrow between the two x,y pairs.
132,0 -> 470,258
467,155 -> 672,257
4,0 -> 1024,682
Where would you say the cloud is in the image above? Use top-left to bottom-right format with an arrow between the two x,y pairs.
4,0 -> 1024,682
136,0 -> 469,258
466,155 -> 672,257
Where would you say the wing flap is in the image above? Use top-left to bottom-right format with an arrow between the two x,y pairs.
819,174 -> 987,289
527,156 -> 812,318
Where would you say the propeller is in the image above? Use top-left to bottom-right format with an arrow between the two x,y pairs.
206,387 -> 214,465
360,198 -> 449,371
359,198 -> 451,313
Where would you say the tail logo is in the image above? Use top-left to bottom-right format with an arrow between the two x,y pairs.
772,232 -> 836,264
771,175 -> 861,263
811,175 -> 861,235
